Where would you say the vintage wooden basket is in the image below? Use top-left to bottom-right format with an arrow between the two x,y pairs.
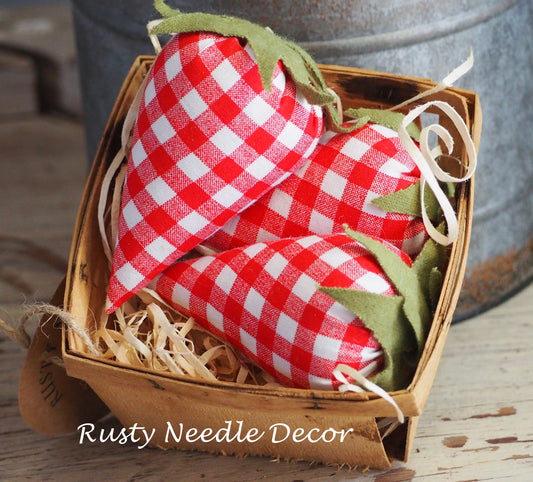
60,56 -> 481,469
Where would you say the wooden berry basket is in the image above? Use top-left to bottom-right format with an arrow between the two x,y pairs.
61,56 -> 481,469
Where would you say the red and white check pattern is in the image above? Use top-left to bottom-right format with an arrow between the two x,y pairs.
151,233 -> 411,390
107,32 -> 323,312
206,123 -> 427,257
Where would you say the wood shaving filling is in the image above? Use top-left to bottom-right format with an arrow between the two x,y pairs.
93,286 -> 274,387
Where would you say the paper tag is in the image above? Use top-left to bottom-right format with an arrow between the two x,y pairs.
18,279 -> 109,434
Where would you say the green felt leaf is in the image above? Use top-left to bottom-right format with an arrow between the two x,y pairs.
343,228 -> 432,356
371,181 -> 441,222
345,108 -> 421,141
372,183 -> 421,218
319,228 -> 439,391
151,1 -> 353,133
372,339 -> 418,392
353,116 -> 370,130
428,267 -> 444,309
318,287 -> 417,391
412,236 -> 447,310
318,288 -> 404,327
412,236 -> 447,285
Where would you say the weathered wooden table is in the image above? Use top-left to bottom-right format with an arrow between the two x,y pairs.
1,116 -> 532,481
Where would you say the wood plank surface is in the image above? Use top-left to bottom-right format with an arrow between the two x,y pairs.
1,115 -> 532,480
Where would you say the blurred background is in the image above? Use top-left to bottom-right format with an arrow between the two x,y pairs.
0,0 -> 83,314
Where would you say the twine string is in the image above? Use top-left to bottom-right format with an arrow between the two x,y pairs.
0,314 -> 31,349
0,304 -> 100,356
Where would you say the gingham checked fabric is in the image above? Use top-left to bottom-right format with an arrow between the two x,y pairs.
205,123 -> 427,257
107,32 -> 324,312
151,233 -> 412,390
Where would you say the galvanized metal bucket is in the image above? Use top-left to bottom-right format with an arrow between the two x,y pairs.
72,0 -> 533,319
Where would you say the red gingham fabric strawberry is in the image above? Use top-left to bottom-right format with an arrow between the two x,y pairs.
150,232 -> 412,390
106,31 -> 324,312
205,123 -> 427,258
